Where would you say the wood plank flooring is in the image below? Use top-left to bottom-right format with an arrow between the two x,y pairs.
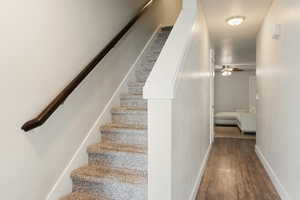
215,126 -> 256,140
196,138 -> 281,200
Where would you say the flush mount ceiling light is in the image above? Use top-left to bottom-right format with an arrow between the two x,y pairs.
226,16 -> 246,26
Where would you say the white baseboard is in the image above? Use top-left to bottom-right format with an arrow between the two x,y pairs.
255,145 -> 291,200
46,26 -> 161,200
189,144 -> 212,200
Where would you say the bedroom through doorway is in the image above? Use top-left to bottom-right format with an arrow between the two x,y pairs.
213,65 -> 257,140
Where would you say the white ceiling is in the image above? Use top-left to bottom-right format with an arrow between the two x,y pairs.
201,0 -> 273,66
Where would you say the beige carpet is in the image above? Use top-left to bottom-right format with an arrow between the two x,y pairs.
215,126 -> 256,140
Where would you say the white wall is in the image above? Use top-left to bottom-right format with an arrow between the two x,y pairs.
144,0 -> 211,199
161,0 -> 182,25
256,0 -> 300,199
172,3 -> 211,200
0,0 -> 181,199
214,71 -> 255,112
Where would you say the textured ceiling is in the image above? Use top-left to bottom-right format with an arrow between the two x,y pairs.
201,0 -> 273,67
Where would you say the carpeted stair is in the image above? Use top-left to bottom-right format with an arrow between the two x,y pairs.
60,27 -> 171,200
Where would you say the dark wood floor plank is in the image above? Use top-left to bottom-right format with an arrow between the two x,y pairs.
196,138 -> 281,200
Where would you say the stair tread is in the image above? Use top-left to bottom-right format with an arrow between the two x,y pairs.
61,192 -> 108,200
101,123 -> 146,131
71,165 -> 147,185
128,81 -> 146,87
161,26 -> 173,31
88,142 -> 147,154
111,106 -> 147,113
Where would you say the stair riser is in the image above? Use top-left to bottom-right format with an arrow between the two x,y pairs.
137,68 -> 152,74
150,45 -> 163,53
141,59 -> 156,71
120,98 -> 147,108
101,132 -> 147,146
155,37 -> 168,42
150,39 -> 165,47
135,70 -> 151,83
72,179 -> 146,200
147,51 -> 161,58
157,32 -> 170,37
152,39 -> 167,46
128,87 -> 143,95
145,54 -> 159,64
101,126 -> 147,135
135,76 -> 147,83
88,152 -> 147,171
112,113 -> 147,126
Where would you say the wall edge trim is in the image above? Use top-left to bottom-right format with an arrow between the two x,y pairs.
189,143 -> 212,200
255,145 -> 291,200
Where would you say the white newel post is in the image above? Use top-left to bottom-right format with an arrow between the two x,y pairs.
147,99 -> 173,200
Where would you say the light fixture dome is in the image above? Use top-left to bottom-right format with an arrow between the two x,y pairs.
226,16 -> 246,26
221,65 -> 233,76
222,70 -> 232,76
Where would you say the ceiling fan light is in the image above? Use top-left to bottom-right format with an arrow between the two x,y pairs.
226,16 -> 245,26
222,70 -> 232,76
222,71 -> 228,76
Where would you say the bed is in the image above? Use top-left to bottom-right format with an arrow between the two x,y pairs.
214,111 -> 256,133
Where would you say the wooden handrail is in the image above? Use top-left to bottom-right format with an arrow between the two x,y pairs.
22,0 -> 154,132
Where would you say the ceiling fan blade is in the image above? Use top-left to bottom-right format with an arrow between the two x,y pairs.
220,65 -> 226,72
233,68 -> 244,72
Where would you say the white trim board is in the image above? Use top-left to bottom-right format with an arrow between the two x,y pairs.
255,145 -> 291,200
189,144 -> 212,200
46,26 -> 161,200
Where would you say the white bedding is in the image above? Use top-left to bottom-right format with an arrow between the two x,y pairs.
238,112 -> 256,132
214,112 -> 239,120
214,111 -> 256,133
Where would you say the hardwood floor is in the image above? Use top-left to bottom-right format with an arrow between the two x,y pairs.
196,138 -> 281,200
215,126 -> 256,140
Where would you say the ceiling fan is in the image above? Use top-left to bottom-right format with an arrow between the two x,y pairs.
218,65 -> 245,76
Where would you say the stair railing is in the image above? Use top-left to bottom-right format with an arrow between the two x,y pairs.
21,0 -> 154,132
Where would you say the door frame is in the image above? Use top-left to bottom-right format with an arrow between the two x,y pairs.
209,49 -> 215,144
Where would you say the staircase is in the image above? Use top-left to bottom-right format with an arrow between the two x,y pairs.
61,27 -> 172,200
